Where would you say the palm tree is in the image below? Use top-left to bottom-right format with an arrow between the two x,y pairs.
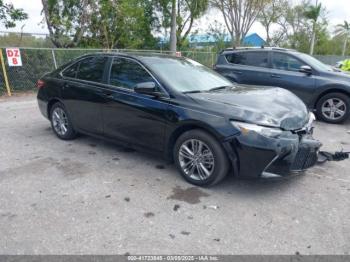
335,21 -> 350,57
304,0 -> 322,55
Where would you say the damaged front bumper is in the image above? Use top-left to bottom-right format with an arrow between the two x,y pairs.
224,116 -> 322,178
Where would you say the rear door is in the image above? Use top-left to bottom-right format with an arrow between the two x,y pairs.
101,56 -> 169,152
270,52 -> 316,105
217,51 -> 272,86
61,56 -> 108,135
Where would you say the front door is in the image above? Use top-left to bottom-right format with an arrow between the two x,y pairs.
270,52 -> 316,105
102,57 -> 169,152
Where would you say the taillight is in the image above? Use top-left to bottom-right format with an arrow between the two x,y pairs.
37,79 -> 45,89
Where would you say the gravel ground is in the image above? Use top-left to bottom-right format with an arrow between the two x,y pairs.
0,94 -> 349,255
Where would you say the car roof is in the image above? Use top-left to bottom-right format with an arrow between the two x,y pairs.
220,47 -> 297,55
63,52 -> 193,68
74,52 -> 182,62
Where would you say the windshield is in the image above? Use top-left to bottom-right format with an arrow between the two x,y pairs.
295,53 -> 331,72
142,57 -> 233,93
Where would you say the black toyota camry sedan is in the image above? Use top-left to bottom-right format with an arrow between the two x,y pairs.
37,53 -> 322,186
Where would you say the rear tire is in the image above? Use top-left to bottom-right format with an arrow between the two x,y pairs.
173,129 -> 230,187
50,102 -> 77,140
316,92 -> 350,124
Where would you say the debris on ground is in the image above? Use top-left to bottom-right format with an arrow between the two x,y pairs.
318,151 -> 349,163
144,212 -> 155,218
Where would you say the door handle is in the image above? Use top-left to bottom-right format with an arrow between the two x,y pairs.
234,71 -> 243,75
62,83 -> 70,89
271,74 -> 281,78
102,92 -> 114,99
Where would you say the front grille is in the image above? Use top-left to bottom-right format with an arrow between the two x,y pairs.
291,146 -> 318,171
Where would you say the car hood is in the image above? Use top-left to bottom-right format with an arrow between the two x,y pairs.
186,86 -> 309,131
321,70 -> 350,83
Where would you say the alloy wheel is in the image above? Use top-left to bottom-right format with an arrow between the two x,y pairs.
178,139 -> 215,181
321,98 -> 347,121
52,107 -> 69,136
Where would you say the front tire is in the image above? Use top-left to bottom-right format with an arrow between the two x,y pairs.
173,129 -> 230,187
50,102 -> 77,140
316,93 -> 350,124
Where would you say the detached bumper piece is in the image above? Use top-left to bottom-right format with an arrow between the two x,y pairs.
318,151 -> 349,163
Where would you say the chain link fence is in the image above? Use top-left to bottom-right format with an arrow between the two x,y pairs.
313,55 -> 346,66
0,47 -> 348,96
0,48 -> 217,95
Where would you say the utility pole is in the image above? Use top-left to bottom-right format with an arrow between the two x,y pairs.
169,0 -> 177,54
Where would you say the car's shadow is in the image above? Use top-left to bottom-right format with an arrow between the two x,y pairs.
68,133 -> 305,197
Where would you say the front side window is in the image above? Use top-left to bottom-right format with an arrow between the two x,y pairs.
76,56 -> 107,82
109,57 -> 155,89
226,51 -> 268,68
272,53 -> 303,72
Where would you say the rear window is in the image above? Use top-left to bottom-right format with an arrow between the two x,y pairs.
225,51 -> 269,68
62,62 -> 78,78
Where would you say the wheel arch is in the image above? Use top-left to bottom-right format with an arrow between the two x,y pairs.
165,121 -> 224,162
313,87 -> 350,109
47,98 -> 63,120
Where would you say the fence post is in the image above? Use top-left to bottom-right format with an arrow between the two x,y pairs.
51,49 -> 57,69
0,48 -> 12,96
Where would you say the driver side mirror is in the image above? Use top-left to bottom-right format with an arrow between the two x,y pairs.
134,82 -> 162,97
299,65 -> 312,75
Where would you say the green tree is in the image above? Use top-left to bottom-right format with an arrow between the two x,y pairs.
207,20 -> 230,52
258,0 -> 286,46
211,0 -> 270,47
0,0 -> 27,28
156,0 -> 209,49
42,0 -> 159,49
334,21 -> 350,56
41,0 -> 91,47
304,0 -> 323,55
271,0 -> 328,54
274,1 -> 310,49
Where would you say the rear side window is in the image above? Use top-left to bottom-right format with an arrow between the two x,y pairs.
76,56 -> 107,82
109,57 -> 155,89
272,53 -> 303,72
62,63 -> 78,78
225,51 -> 269,68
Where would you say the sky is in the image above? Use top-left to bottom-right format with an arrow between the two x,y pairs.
2,0 -> 350,39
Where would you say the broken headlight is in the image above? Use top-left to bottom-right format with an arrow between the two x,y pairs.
231,121 -> 286,138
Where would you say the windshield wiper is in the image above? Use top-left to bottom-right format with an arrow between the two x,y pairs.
183,90 -> 203,94
183,85 -> 233,94
208,85 -> 231,92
